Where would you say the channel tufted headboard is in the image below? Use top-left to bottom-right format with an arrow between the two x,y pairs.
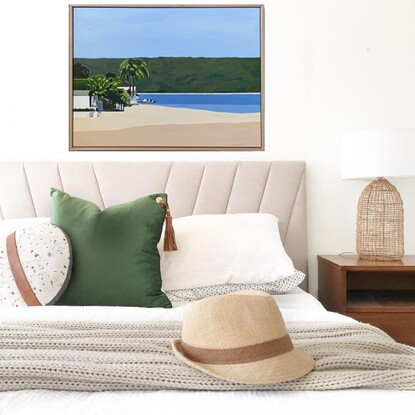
0,161 -> 308,290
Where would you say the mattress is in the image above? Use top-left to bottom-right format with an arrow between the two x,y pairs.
0,289 -> 413,415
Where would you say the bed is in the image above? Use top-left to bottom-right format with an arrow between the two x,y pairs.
0,161 -> 413,415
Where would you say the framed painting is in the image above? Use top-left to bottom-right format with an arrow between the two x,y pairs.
69,5 -> 264,151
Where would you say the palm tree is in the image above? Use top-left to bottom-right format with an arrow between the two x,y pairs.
87,75 -> 125,110
119,58 -> 149,96
87,75 -> 112,100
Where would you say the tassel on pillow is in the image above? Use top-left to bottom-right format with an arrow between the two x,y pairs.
156,197 -> 178,251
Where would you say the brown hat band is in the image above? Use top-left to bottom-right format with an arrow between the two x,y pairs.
181,334 -> 293,365
6,232 -> 41,306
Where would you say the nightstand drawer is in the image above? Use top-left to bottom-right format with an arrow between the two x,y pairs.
347,311 -> 415,346
318,255 -> 415,346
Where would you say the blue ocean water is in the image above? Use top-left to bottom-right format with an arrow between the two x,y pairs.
137,93 -> 260,114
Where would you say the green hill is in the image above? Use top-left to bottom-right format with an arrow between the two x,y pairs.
73,57 -> 261,93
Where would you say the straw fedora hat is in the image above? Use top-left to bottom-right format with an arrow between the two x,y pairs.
172,290 -> 315,384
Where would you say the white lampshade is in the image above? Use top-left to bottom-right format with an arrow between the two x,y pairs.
342,128 -> 415,180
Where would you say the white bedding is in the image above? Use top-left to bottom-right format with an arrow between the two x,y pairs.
0,289 -> 413,415
0,287 -> 328,322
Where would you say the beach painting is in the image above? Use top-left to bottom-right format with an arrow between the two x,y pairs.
70,5 -> 264,150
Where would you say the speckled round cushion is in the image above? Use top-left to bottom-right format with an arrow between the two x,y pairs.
0,222 -> 72,306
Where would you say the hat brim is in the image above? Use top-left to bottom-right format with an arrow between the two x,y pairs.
172,339 -> 315,385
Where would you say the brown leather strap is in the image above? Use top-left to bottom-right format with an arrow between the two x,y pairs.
6,232 -> 41,306
181,334 -> 294,365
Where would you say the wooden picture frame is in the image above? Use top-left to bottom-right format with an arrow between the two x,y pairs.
69,4 -> 264,151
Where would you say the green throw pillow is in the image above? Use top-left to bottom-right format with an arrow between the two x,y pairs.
50,188 -> 171,308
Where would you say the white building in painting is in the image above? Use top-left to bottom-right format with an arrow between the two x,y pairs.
73,90 -> 98,110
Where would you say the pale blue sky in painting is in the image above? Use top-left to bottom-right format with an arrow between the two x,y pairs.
73,7 -> 261,58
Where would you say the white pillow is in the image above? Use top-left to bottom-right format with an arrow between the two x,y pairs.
0,222 -> 72,307
0,217 -> 50,239
160,213 -> 296,292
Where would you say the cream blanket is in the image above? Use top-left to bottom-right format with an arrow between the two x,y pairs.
0,320 -> 414,391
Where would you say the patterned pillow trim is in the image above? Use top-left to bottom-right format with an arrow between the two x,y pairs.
165,270 -> 305,302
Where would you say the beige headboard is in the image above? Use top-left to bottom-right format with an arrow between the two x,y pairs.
0,161 -> 308,290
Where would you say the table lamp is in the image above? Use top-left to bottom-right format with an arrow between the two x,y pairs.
342,128 -> 415,261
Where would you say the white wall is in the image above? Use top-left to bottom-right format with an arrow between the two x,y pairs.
1,0 -> 415,296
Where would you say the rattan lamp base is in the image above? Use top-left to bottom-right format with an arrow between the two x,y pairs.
356,178 -> 404,261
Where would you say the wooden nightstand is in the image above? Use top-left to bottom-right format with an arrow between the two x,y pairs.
317,255 -> 415,346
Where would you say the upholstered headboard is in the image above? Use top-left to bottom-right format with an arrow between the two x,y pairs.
0,161 -> 308,290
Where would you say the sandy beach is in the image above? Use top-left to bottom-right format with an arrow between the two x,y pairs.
73,105 -> 261,149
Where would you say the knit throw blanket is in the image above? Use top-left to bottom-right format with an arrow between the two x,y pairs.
0,320 -> 414,391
